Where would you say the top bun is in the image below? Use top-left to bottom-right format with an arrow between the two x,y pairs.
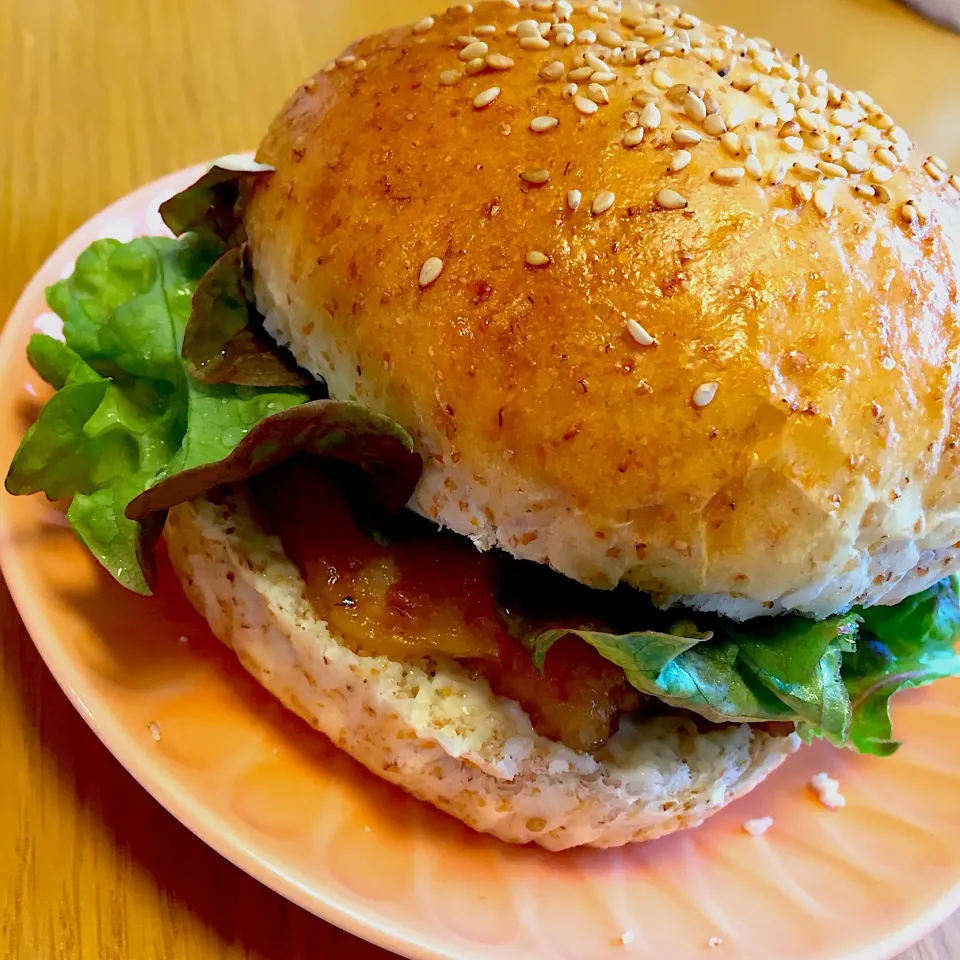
245,0 -> 960,619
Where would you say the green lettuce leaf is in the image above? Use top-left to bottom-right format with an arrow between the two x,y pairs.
844,578 -> 960,755
530,614 -> 859,742
6,231 -> 422,594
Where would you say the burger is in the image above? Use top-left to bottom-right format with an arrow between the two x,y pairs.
8,1 -> 960,851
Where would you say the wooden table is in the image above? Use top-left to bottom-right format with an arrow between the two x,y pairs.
1,0 -> 958,957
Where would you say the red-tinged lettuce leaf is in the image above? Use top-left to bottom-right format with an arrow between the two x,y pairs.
182,244 -> 313,388
159,158 -> 274,248
126,399 -> 422,521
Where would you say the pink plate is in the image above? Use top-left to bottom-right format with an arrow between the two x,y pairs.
2,165 -> 960,960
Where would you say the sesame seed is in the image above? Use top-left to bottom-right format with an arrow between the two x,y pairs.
881,356 -> 896,371
693,381 -> 719,407
777,102 -> 797,123
683,91 -> 707,124
562,82 -> 578,98
148,720 -> 161,741
853,183 -> 876,199
796,107 -> 818,132
708,938 -> 724,950
841,152 -> 870,174
473,86 -> 500,109
703,114 -> 727,137
795,182 -> 813,203
875,148 -> 897,169
520,168 -> 551,184
874,183 -> 892,203
592,191 -> 615,215
720,132 -> 741,156
597,28 -> 623,48
672,128 -> 702,146
743,134 -> 757,156
591,70 -> 617,84
474,23 -> 497,35
769,159 -> 788,185
577,29 -> 597,44
832,108 -> 858,127
412,16 -> 434,33
335,55 -> 356,67
575,95 -> 598,115
656,188 -> 689,209
353,59 -> 367,72
321,60 -> 336,72
909,198 -> 929,221
486,53 -> 515,71
818,161 -> 848,179
464,58 -> 486,76
805,132 -> 829,152
555,0 -> 573,19
930,155 -> 948,172
623,127 -> 645,147
526,250 -> 551,267
793,162 -> 821,181
813,187 -> 835,217
652,69 -> 674,89
726,107 -> 746,129
639,102 -> 661,128
439,69 -> 462,86
530,115 -> 559,133
782,136 -> 804,153
870,165 -> 893,184
900,203 -> 917,224
515,20 -> 540,37
459,40 -> 489,60
539,60 -> 565,81
554,30 -> 574,47
520,34 -> 551,50
625,318 -> 657,346
950,175 -> 960,192
712,166 -> 745,183
419,257 -> 444,287
634,20 -> 666,38
758,110 -> 778,128
892,142 -> 910,163
745,154 -> 763,180
583,52 -> 607,72
669,150 -> 692,172
666,83 -> 689,103
567,189 -> 582,210
702,93 -> 720,115
586,82 -> 610,104
891,125 -> 910,145
924,162 -> 946,183
587,5 -> 608,22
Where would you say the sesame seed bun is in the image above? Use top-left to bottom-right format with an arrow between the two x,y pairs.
164,488 -> 798,849
244,0 -> 960,621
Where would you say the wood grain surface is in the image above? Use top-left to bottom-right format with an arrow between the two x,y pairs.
1,1 -> 958,958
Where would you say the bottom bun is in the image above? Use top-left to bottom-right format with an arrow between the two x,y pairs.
164,488 -> 800,850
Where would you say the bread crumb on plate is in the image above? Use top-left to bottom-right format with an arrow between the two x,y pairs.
743,816 -> 774,836
810,771 -> 846,809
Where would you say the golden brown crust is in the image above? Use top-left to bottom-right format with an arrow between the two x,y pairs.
245,1 -> 960,615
